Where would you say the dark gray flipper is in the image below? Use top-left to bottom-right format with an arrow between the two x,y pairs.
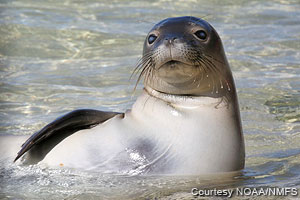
14,109 -> 122,164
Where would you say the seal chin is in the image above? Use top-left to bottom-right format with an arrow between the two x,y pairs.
156,60 -> 198,84
146,60 -> 219,97
145,64 -> 200,96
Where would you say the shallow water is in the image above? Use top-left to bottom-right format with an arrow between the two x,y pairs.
0,0 -> 300,199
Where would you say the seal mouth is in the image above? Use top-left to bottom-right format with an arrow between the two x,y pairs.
165,60 -> 181,66
160,60 -> 181,69
159,60 -> 192,69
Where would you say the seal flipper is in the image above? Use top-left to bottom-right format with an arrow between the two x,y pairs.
14,109 -> 121,164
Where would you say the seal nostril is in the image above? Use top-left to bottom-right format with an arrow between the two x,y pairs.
165,37 -> 177,44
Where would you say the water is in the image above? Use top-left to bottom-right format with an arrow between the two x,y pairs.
0,0 -> 300,199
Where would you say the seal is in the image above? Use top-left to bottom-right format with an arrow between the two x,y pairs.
14,16 -> 245,175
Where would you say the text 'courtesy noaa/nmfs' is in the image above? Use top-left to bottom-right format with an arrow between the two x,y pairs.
191,187 -> 298,198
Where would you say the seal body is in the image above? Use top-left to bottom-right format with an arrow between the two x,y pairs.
13,16 -> 245,175
41,88 -> 244,174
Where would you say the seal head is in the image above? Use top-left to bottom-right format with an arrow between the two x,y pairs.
138,16 -> 233,98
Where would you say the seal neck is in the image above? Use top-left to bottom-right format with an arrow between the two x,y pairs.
144,86 -> 227,108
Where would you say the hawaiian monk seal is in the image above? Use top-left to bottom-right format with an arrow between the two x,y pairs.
14,16 -> 245,175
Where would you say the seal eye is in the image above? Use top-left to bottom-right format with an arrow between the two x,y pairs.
148,34 -> 157,44
194,30 -> 207,40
